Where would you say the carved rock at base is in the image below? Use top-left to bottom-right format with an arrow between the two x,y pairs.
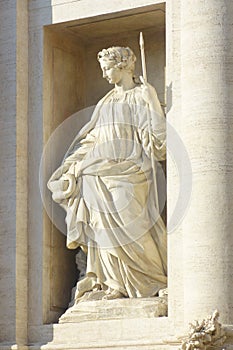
179,310 -> 226,350
59,295 -> 168,323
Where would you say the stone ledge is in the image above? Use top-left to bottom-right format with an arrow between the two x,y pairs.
59,296 -> 167,323
29,344 -> 171,350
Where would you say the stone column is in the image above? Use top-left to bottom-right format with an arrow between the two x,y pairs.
180,0 -> 233,324
0,0 -> 29,347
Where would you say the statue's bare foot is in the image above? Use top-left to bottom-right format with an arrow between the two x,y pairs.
102,289 -> 125,300
92,283 -> 102,292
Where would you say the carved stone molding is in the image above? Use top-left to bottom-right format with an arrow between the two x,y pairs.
179,310 -> 226,350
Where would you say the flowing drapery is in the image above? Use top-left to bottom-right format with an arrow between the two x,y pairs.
48,86 -> 167,298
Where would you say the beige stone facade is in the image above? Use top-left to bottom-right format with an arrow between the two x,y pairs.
0,0 -> 233,349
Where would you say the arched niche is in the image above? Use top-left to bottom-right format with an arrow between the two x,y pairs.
43,3 -> 166,323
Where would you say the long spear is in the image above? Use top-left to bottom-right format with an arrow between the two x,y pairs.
139,32 -> 148,83
139,32 -> 160,214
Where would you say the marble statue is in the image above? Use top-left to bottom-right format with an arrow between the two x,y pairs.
47,46 -> 167,302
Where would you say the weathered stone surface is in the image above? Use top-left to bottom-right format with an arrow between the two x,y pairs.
60,296 -> 168,323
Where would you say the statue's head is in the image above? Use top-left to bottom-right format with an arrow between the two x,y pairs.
97,47 -> 136,84
97,47 -> 136,72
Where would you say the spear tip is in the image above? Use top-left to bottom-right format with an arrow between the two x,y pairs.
139,32 -> 144,48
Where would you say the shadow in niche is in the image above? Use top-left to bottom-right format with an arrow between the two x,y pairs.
39,2 -> 167,348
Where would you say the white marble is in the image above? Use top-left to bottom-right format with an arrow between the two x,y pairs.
47,46 -> 167,303
60,296 -> 168,323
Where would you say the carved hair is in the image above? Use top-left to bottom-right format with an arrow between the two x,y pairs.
97,46 -> 136,73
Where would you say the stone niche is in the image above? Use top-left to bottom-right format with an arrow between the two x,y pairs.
43,3 -> 166,324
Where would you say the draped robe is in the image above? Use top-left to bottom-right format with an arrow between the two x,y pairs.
48,86 -> 167,298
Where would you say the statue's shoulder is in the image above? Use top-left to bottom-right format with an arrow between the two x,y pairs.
132,85 -> 148,104
133,84 -> 143,95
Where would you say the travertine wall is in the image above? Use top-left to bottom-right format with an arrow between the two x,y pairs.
0,0 -> 29,345
1,0 -> 233,349
0,0 -> 17,343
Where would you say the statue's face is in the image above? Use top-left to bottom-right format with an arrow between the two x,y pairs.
100,60 -> 122,84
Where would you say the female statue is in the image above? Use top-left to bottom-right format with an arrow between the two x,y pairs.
48,46 -> 167,301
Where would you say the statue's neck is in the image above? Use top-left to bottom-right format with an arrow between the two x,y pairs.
115,74 -> 135,93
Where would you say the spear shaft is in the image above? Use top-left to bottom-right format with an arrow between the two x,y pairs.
139,32 -> 160,215
139,32 -> 148,83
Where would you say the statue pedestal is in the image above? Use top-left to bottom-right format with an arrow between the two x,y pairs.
59,296 -> 168,324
